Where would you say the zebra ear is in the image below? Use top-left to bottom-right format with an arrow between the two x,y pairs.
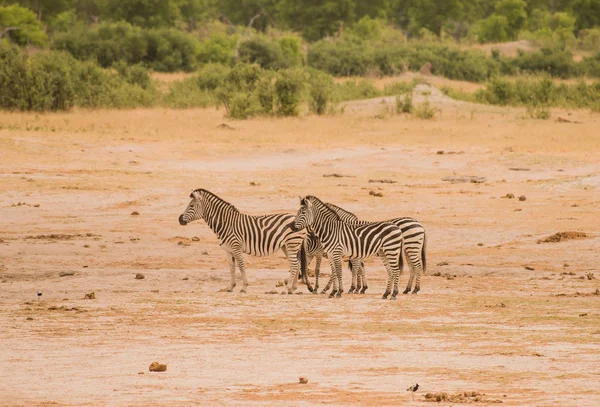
305,198 -> 313,208
299,196 -> 304,205
191,190 -> 201,199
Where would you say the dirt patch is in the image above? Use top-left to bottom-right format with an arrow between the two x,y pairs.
537,231 -> 588,243
424,391 -> 503,403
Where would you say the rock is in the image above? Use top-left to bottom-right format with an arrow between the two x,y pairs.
135,273 -> 145,280
502,193 -> 515,199
131,211 -> 140,216
59,271 -> 75,277
182,277 -> 189,281
275,280 -> 285,287
26,317 -> 33,321
249,181 -> 260,186
191,236 -> 200,242
216,123 -> 235,130
149,362 -> 167,372
299,377 -> 308,384
437,150 -> 445,155
138,372 -> 144,375
265,290 -> 278,294
518,195 -> 527,201
477,243 -> 483,246
524,265 -> 535,271
34,204 -> 40,207
587,273 -> 595,280
84,292 -> 96,300
436,261 -> 449,267
369,190 -> 383,197
509,167 -> 530,171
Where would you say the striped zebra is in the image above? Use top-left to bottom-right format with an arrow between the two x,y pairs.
318,203 -> 427,295
294,195 -> 404,299
178,189 -> 309,293
304,221 -> 366,295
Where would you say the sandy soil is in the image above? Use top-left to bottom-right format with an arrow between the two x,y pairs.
1,95 -> 599,406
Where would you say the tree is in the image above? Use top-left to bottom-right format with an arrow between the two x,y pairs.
407,0 -> 462,37
572,0 -> 600,30
0,5 -> 47,46
494,0 -> 527,39
279,0 -> 356,41
479,14 -> 509,42
104,0 -> 182,28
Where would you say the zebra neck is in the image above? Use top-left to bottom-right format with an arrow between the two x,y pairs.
310,215 -> 338,241
203,202 -> 239,237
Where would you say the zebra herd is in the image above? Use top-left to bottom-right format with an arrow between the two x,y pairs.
178,189 -> 427,300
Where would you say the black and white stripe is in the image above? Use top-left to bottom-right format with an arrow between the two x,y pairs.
294,195 -> 403,299
319,203 -> 427,294
179,189 -> 308,293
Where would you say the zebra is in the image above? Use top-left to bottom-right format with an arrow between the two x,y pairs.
318,203 -> 427,295
178,189 -> 310,294
304,220 -> 367,295
294,195 -> 404,299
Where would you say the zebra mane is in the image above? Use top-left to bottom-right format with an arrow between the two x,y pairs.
325,202 -> 359,221
192,189 -> 239,212
304,195 -> 341,221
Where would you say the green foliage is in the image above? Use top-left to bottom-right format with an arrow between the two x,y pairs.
579,28 -> 600,51
274,68 -> 305,116
525,104 -> 550,119
197,34 -> 236,65
162,76 -> 216,108
0,5 -> 47,46
196,63 -> 231,90
53,22 -> 199,72
238,35 -> 301,70
495,0 -> 527,39
306,68 -> 333,115
476,75 -> 600,109
511,48 -> 577,78
333,79 -> 380,102
479,15 -> 510,43
217,63 -> 264,119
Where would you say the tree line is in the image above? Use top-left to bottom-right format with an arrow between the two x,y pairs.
1,0 -> 600,44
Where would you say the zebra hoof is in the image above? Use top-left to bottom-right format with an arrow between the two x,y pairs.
403,289 -> 410,294
347,288 -> 355,294
328,293 -> 335,299
320,290 -> 328,295
220,287 -> 234,293
390,295 -> 397,300
412,290 -> 419,294
360,288 -> 368,294
239,289 -> 247,293
382,293 -> 389,299
336,292 -> 342,298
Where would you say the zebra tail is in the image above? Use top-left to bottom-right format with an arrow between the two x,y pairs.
422,234 -> 427,275
399,242 -> 404,274
300,241 -> 312,292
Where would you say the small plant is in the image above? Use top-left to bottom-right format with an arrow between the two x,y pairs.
395,94 -> 413,114
526,104 -> 551,120
413,101 -> 438,119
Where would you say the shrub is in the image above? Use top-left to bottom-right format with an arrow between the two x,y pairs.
306,68 -> 333,115
217,63 -> 264,119
162,77 -> 216,109
196,63 -> 231,90
0,46 -> 76,111
395,94 -> 413,114
274,68 -> 305,116
112,61 -> 153,89
238,35 -> 302,70
225,91 -> 262,119
308,39 -> 374,76
333,79 -> 380,102
197,34 -> 237,65
413,101 -> 438,119
255,71 -> 275,114
510,47 -> 577,78
525,104 -> 551,119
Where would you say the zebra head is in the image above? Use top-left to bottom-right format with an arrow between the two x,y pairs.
178,190 -> 205,226
294,196 -> 315,231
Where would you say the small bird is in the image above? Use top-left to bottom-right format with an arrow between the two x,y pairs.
407,383 -> 419,401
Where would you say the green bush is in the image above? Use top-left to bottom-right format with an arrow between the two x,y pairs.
53,22 -> 199,72
217,63 -> 264,119
308,39 -> 374,76
0,46 -> 76,111
306,68 -> 333,115
162,77 -> 216,109
274,68 -> 305,116
237,35 -> 302,70
510,48 -> 577,78
333,79 -> 380,102
197,34 -> 237,65
112,61 -> 153,89
196,63 -> 231,90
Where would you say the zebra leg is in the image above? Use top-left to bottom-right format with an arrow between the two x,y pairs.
234,252 -> 249,293
380,254 -> 392,299
348,261 -> 356,294
355,265 -> 362,293
403,249 -> 417,294
321,259 -> 335,294
333,256 -> 344,298
327,258 -> 339,298
359,261 -> 368,294
223,253 -> 236,292
313,254 -> 322,294
285,243 -> 302,294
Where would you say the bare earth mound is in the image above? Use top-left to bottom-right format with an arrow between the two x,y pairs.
537,231 -> 589,243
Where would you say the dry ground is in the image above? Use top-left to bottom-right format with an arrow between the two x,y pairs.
1,94 -> 599,406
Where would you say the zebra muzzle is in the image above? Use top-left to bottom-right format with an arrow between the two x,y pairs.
178,215 -> 187,225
